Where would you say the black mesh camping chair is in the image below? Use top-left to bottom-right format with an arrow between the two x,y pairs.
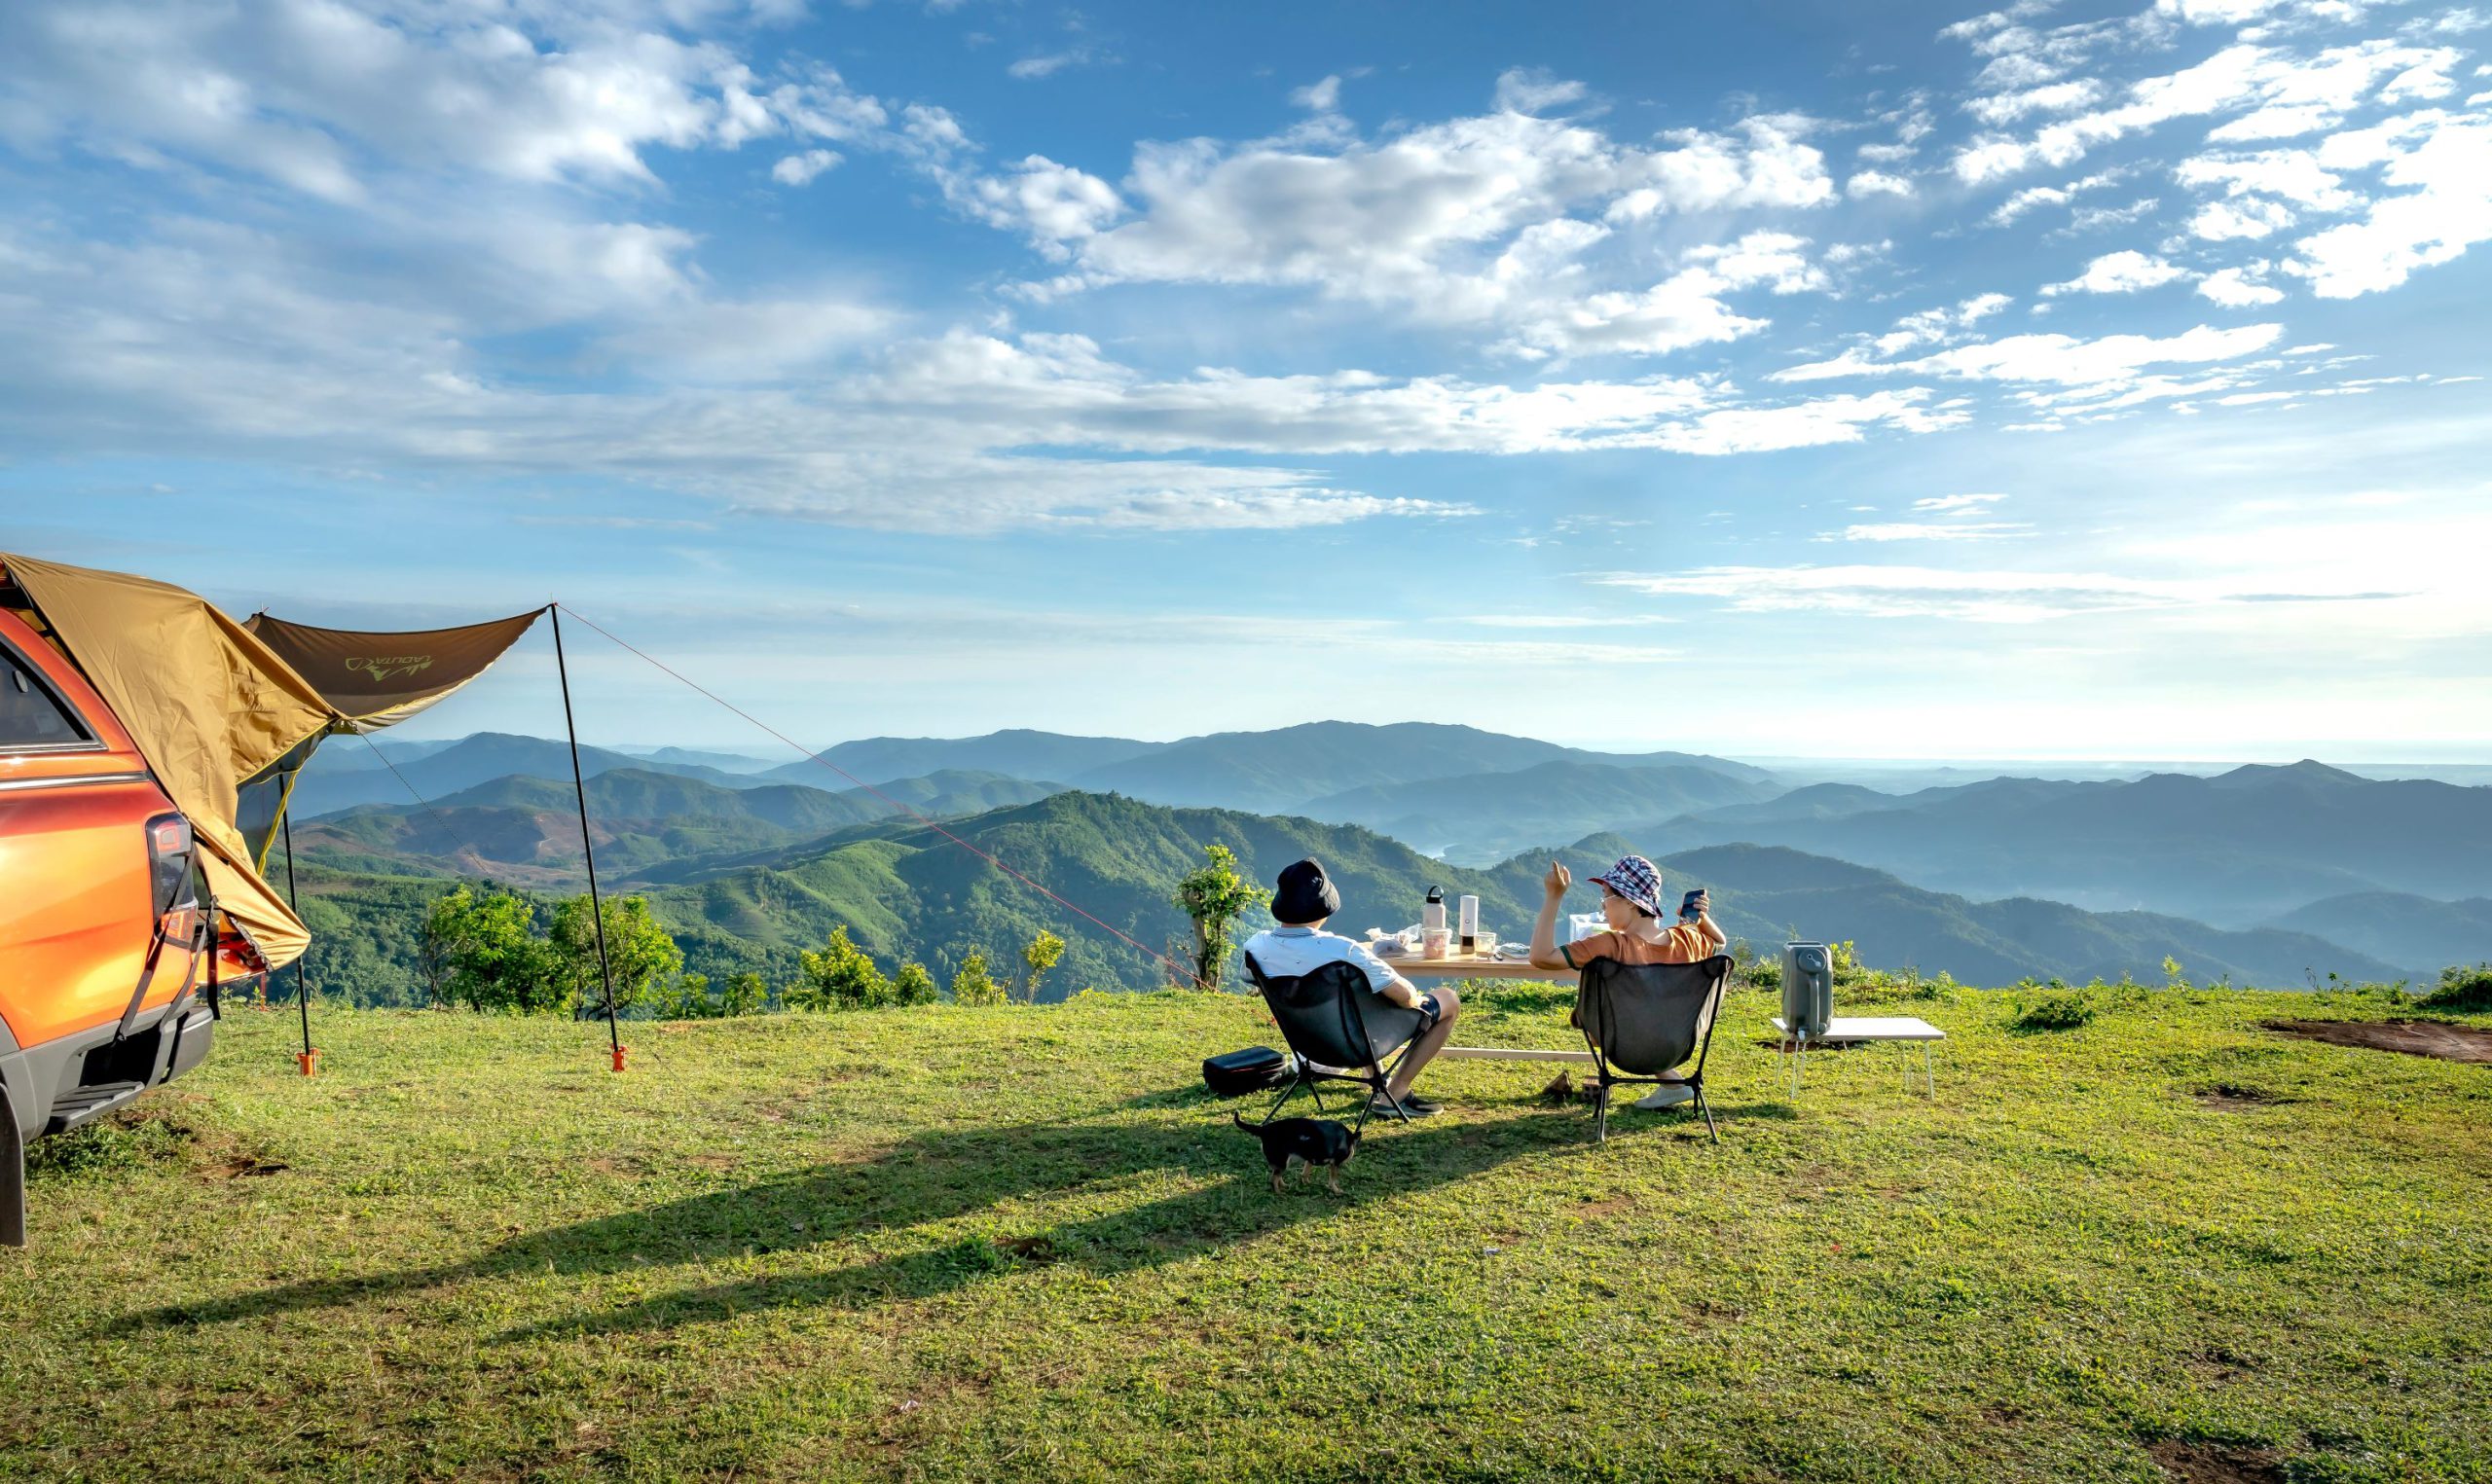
1243,953 -> 1431,1135
1574,954 -> 1735,1144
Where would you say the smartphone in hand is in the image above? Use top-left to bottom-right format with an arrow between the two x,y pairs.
1679,888 -> 1706,923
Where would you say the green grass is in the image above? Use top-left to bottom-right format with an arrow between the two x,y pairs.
4,985 -> 2488,1482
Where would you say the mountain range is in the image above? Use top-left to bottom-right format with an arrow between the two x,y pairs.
296,786 -> 2411,1003
1635,760 -> 2492,937
288,732 -> 766,817
286,725 -> 2489,979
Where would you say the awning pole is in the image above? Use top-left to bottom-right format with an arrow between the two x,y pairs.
280,805 -> 316,1076
550,605 -> 624,1071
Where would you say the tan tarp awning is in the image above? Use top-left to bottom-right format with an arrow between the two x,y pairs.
2,555 -> 348,970
244,609 -> 544,731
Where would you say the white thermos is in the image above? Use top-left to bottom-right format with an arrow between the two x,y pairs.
1422,886 -> 1447,933
1458,894 -> 1480,951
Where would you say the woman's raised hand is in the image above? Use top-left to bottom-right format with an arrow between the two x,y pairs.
1543,860 -> 1571,899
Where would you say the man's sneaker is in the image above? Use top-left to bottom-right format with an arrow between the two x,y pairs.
1373,1092 -> 1444,1116
1633,1084 -> 1696,1110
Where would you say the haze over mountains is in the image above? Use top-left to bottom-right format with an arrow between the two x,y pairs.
289,722 -> 2489,987
1638,761 -> 2492,930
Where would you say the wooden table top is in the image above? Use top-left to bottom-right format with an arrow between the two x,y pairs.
1381,952 -> 1573,983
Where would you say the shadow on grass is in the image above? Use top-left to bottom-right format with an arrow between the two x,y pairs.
124,1099 -> 1741,1340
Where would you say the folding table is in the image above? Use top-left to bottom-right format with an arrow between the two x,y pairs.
1772,1015 -> 1945,1099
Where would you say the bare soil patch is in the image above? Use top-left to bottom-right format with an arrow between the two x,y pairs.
2193,1083 -> 2288,1110
2146,1439 -> 2284,1483
2263,1019 -> 2492,1064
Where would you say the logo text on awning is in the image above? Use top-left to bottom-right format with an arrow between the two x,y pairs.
344,655 -> 435,683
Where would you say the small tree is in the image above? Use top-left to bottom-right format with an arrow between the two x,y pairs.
950,950 -> 1005,1007
788,926 -> 890,1010
1173,844 -> 1259,993
1019,929 -> 1066,1002
417,886 -> 480,1009
666,972 -> 715,1019
890,961 -> 938,1006
424,886 -> 573,1015
721,971 -> 770,1016
551,894 -> 683,1015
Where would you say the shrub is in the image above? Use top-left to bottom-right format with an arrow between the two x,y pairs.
2010,989 -> 2097,1032
550,894 -> 682,1012
1020,930 -> 1066,1002
1173,844 -> 1259,993
951,951 -> 1005,1007
788,926 -> 891,1011
422,887 -> 575,1015
890,962 -> 938,1007
661,972 -> 715,1018
720,971 -> 770,1016
2420,962 -> 2492,1013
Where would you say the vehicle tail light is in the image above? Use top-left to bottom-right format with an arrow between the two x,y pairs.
145,812 -> 195,914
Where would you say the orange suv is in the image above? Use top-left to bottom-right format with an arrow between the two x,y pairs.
1,605 -> 263,1246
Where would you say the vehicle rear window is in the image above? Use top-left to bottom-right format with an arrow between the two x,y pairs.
0,643 -> 92,748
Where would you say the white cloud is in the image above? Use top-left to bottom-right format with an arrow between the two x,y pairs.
1966,79 -> 2107,125
1456,614 -> 1676,629
1291,75 -> 1344,111
1985,169 -> 2124,225
1495,232 -> 1833,359
1837,489 -> 2025,539
0,4 -> 772,198
1872,293 -> 2015,355
1008,49 -> 1105,81
771,148 -> 841,185
1593,560 -> 2404,624
2042,249 -> 2187,294
1037,98 -> 1836,356
1840,521 -> 2032,541
941,157 -> 1124,257
1848,170 -> 1917,198
1493,67 -> 1590,114
2178,146 -> 2360,205
2189,197 -> 2301,237
1777,324 -> 2286,408
2197,261 -> 2289,304
2064,196 -> 2164,234
2287,112 -> 2492,295
598,297 -> 893,382
1950,40 -> 2461,186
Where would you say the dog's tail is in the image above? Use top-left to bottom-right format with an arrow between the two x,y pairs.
1231,1109 -> 1268,1134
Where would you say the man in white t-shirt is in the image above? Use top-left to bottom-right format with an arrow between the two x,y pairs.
1241,857 -> 1462,1116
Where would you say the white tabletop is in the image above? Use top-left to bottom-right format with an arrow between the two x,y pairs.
1772,1016 -> 1946,1041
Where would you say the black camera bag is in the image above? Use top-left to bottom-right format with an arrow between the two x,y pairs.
1201,1045 -> 1289,1097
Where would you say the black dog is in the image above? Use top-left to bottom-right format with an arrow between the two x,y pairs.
1233,1111 -> 1361,1193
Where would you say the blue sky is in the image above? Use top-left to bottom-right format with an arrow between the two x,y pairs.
3,0 -> 2487,760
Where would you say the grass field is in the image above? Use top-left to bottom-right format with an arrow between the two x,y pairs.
4,983 -> 2487,1482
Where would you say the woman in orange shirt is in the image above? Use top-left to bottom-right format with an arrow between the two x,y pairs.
1528,852 -> 1726,1107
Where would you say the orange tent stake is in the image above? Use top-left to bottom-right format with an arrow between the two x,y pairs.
297,1049 -> 318,1077
610,1044 -> 628,1073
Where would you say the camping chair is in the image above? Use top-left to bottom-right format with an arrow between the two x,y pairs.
1574,954 -> 1735,1144
1242,953 -> 1433,1136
